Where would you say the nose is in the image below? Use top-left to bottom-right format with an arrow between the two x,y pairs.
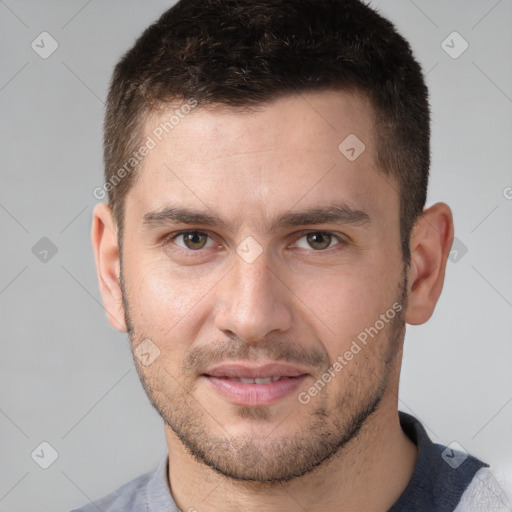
214,253 -> 293,344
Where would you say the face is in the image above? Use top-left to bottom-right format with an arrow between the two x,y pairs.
118,90 -> 408,482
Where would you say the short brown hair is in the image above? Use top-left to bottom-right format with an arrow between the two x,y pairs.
103,0 -> 430,262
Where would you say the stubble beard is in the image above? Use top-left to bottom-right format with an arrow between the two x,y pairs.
121,264 -> 408,484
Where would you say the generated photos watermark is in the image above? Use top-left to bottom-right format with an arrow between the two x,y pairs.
298,302 -> 403,405
93,98 -> 198,200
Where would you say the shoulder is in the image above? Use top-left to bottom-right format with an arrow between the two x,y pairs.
454,467 -> 512,512
69,469 -> 153,512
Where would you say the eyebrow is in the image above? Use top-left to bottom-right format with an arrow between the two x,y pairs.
141,203 -> 371,231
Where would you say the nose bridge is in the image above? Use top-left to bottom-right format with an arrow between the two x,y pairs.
234,254 -> 275,304
214,252 -> 292,342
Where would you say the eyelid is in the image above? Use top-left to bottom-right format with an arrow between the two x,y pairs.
291,230 -> 346,250
165,230 -> 216,250
161,229 -> 348,252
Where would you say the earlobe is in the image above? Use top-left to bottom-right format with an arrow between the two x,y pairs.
91,203 -> 128,332
405,202 -> 454,325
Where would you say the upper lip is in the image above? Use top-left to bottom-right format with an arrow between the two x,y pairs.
203,362 -> 310,379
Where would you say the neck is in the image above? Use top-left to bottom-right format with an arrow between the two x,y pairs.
164,391 -> 417,512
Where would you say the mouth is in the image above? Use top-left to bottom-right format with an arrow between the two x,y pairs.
214,376 -> 288,384
202,362 -> 310,406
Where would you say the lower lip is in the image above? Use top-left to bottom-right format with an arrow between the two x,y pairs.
204,375 -> 308,406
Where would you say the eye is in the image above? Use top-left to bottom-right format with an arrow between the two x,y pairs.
173,231 -> 214,250
294,232 -> 341,251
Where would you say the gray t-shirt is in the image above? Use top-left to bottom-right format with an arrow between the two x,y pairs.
70,412 -> 489,512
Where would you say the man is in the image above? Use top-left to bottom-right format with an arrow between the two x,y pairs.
75,0 -> 510,510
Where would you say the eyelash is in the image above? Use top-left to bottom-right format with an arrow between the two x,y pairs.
161,230 -> 346,256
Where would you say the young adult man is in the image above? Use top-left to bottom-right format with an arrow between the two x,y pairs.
75,0 -> 510,510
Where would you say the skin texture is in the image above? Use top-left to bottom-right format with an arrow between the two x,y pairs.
92,90 -> 454,511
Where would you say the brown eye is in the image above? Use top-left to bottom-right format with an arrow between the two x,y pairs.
306,232 -> 333,250
178,231 -> 210,250
294,232 -> 341,251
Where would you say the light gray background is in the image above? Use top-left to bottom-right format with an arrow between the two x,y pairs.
0,1 -> 511,511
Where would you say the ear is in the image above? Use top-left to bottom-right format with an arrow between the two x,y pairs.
91,203 -> 127,332
405,202 -> 454,325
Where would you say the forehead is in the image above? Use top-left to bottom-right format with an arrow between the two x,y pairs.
144,90 -> 376,163
125,90 -> 397,232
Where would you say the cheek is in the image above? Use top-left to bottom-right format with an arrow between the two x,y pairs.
123,256 -> 212,348
290,263 -> 400,356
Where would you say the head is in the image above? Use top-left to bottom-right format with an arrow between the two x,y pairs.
92,0 -> 453,483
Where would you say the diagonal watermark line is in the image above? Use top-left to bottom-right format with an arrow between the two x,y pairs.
294,88 -> 337,132
367,156 -> 443,240
61,60 -> 105,104
161,265 -> 235,340
61,471 -> 105,512
60,204 -> 89,233
61,368 -> 132,439
472,395 -> 512,439
0,472 -> 29,502
283,488 -> 308,511
0,202 -> 29,233
471,266 -> 512,309
0,407 -> 29,439
163,367 -> 231,436
425,61 -> 439,76
61,0 -> 93,29
265,264 -> 336,335
398,397 -> 439,440
0,62 -> 29,93
360,151 -> 438,245
473,471 -> 511,507
60,265 -> 125,330
262,407 -> 295,441
472,61 -> 512,104
472,0 -> 503,30
164,163 -> 213,214
366,160 -> 401,198
367,362 -> 439,439
197,481 -> 224,508
0,0 -> 29,28
0,265 -> 29,296
470,204 -> 499,233
286,163 -> 337,213
408,0 -> 439,28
